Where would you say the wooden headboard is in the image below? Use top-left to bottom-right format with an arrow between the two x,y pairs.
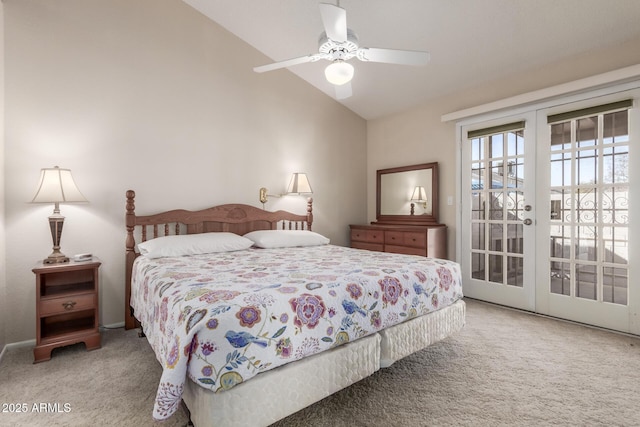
124,190 -> 313,330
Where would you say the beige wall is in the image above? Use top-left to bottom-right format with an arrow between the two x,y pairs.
367,36 -> 640,261
1,1 -> 7,354
3,0 -> 367,343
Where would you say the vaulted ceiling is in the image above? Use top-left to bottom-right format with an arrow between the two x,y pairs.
183,0 -> 640,120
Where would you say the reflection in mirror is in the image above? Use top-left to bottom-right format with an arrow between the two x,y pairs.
376,162 -> 439,225
380,169 -> 433,215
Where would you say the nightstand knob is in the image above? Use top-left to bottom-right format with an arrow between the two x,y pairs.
62,301 -> 77,311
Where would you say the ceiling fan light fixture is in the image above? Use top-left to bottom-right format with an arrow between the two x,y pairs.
324,60 -> 354,86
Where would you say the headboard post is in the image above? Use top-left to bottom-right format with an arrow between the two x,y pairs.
125,190 -> 139,330
307,197 -> 313,231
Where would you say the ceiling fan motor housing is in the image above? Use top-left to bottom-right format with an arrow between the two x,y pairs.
318,29 -> 359,61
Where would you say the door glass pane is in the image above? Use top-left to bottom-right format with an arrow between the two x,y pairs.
576,264 -> 597,300
577,116 -> 597,147
603,226 -> 628,264
550,261 -> 571,295
576,188 -> 597,223
490,134 -> 503,157
507,256 -> 524,287
471,192 -> 485,220
506,191 -> 524,221
576,226 -> 597,262
550,152 -> 571,186
488,254 -> 503,283
507,224 -> 523,254
490,161 -> 503,189
489,192 -> 504,220
551,122 -> 572,150
489,224 -> 503,251
603,267 -> 628,305
472,223 -> 485,250
472,253 -> 485,280
577,148 -> 598,184
550,225 -> 571,259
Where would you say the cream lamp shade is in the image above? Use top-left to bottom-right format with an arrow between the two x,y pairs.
286,173 -> 313,194
31,166 -> 88,264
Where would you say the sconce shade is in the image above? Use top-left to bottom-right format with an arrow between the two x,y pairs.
324,60 -> 354,86
287,173 -> 313,194
31,166 -> 87,264
31,166 -> 88,204
411,186 -> 427,202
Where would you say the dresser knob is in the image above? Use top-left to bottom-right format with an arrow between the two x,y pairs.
62,301 -> 77,310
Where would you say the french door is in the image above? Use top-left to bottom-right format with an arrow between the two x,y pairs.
460,90 -> 639,334
460,113 -> 537,311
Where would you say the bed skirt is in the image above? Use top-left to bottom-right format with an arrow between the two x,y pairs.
182,299 -> 466,427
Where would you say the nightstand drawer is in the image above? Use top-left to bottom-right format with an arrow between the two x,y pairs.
40,293 -> 95,317
350,229 -> 384,244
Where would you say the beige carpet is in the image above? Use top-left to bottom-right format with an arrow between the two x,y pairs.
1,299 -> 638,427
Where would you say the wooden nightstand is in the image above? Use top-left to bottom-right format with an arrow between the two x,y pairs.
32,258 -> 101,363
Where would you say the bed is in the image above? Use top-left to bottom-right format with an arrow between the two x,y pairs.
124,190 -> 466,426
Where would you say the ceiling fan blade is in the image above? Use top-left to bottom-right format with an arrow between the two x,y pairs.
253,55 -> 319,73
319,3 -> 347,42
357,47 -> 430,66
334,81 -> 352,100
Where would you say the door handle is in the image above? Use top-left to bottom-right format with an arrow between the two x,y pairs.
523,218 -> 533,226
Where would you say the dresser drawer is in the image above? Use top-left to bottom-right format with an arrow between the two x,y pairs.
351,229 -> 384,244
351,241 -> 384,252
385,231 -> 427,249
40,293 -> 95,317
385,245 -> 426,256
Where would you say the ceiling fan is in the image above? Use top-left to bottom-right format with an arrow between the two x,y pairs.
253,2 -> 430,100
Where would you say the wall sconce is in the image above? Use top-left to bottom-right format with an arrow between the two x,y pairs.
31,166 -> 88,264
260,173 -> 313,204
410,185 -> 427,215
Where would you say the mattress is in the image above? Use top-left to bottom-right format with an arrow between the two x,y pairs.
130,244 -> 463,420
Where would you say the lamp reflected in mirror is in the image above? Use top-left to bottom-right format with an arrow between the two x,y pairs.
410,185 -> 427,215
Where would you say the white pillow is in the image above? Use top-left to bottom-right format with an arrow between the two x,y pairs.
244,230 -> 330,249
138,232 -> 254,259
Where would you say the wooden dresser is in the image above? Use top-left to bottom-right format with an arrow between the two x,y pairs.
350,224 -> 447,259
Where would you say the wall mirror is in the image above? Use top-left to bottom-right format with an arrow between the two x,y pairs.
375,162 -> 439,225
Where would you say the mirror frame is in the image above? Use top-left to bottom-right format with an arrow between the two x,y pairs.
375,162 -> 439,225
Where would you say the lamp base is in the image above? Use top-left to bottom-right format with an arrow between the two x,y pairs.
44,210 -> 69,264
44,250 -> 70,264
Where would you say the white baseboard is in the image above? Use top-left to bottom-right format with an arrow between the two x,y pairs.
0,338 -> 37,364
101,321 -> 125,330
0,322 -> 126,364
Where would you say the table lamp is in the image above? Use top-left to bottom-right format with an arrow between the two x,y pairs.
31,166 -> 88,264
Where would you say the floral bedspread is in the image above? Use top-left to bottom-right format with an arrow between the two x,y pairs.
130,245 -> 463,420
